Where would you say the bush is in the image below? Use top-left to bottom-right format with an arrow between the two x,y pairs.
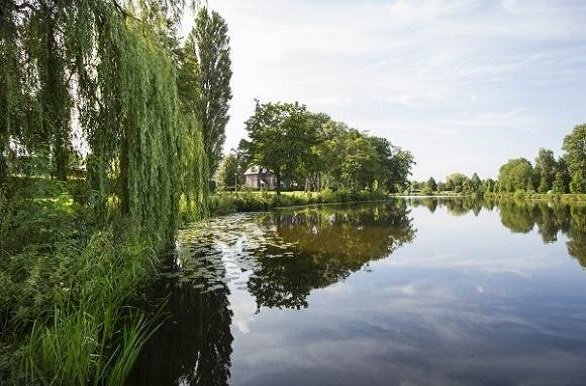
0,179 -> 160,385
209,189 -> 389,214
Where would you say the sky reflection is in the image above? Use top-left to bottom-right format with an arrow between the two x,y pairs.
133,199 -> 586,386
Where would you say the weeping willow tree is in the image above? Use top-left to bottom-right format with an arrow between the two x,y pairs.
1,1 -> 74,180
1,2 -> 213,383
1,0 -> 210,246
1,1 -> 33,180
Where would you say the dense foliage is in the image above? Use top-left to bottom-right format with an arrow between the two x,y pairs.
0,0 -> 230,383
563,124 -> 586,194
216,153 -> 240,191
496,125 -> 585,194
498,158 -> 535,192
239,101 -> 414,194
1,0 -> 213,244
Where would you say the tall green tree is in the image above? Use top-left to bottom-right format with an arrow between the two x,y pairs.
498,158 -> 535,192
534,148 -> 557,193
446,173 -> 468,193
562,124 -> 586,193
185,7 -> 233,175
299,112 -> 330,191
552,157 -> 570,193
470,173 -> 482,193
426,177 -> 437,192
216,153 -> 240,190
367,136 -> 414,192
244,101 -> 318,194
1,0 -> 212,245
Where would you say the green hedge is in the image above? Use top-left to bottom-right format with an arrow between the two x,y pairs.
208,189 -> 390,215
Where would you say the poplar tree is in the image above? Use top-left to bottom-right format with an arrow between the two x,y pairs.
185,7 -> 232,175
563,124 -> 586,194
534,148 -> 557,193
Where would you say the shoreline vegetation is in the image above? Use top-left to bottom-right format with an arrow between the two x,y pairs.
0,178 -> 161,384
207,190 -> 586,216
208,190 -> 390,214
408,124 -> 586,200
208,189 -> 579,216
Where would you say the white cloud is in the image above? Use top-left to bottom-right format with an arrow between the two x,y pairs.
198,0 -> 586,178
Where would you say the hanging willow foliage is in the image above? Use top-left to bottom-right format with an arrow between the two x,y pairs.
1,2 -> 31,179
180,114 -> 209,222
1,0 -> 210,247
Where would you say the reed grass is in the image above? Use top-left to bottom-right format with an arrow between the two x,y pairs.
1,179 -> 162,385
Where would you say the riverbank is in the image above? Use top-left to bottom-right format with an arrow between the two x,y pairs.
0,178 -> 159,384
209,190 -> 391,214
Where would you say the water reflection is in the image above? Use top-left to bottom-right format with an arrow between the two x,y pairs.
130,245 -> 233,386
133,198 -> 586,385
132,201 -> 415,384
249,203 -> 416,310
409,197 -> 586,267
497,201 -> 585,266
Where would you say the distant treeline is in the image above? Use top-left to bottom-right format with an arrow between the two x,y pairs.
217,101 -> 415,193
413,124 -> 586,195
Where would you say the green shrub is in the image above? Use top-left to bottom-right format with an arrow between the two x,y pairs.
209,189 -> 389,214
0,179 -> 160,385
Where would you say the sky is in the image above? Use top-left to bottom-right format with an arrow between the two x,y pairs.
195,0 -> 586,180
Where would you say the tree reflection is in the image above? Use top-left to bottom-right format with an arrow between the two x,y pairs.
130,199 -> 586,385
498,201 -> 538,234
566,206 -> 586,267
130,246 -> 233,386
411,197 -> 586,268
409,196 -> 486,216
247,202 -> 416,310
495,201 -> 586,268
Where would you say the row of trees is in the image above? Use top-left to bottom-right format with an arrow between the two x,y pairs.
413,172 -> 489,195
217,101 -> 415,193
0,0 -> 232,246
497,125 -> 585,193
415,124 -> 586,195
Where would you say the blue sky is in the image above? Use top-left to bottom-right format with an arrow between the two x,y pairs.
201,0 -> 586,180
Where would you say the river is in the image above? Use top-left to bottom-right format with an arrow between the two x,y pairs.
130,198 -> 586,386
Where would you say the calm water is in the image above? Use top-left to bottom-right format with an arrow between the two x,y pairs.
131,198 -> 586,386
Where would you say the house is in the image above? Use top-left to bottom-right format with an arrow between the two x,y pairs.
243,166 -> 277,189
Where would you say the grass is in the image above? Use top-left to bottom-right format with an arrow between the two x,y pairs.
209,189 -> 391,214
0,177 -> 161,385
